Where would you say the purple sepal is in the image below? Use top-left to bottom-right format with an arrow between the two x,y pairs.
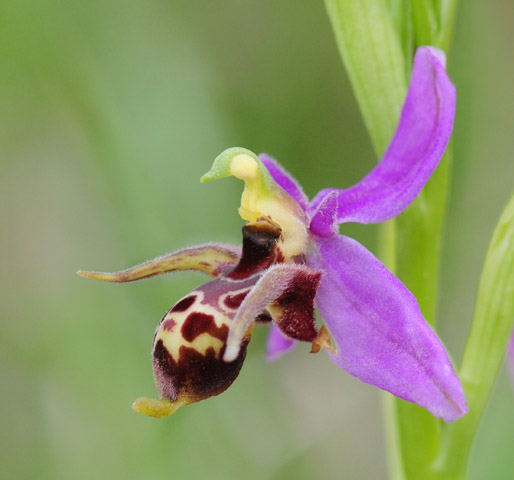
309,47 -> 456,235
260,153 -> 309,210
265,324 -> 296,362
306,234 -> 467,422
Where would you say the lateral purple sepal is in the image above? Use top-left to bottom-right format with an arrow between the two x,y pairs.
306,234 -> 467,422
309,47 -> 456,235
260,153 -> 309,210
265,324 -> 296,362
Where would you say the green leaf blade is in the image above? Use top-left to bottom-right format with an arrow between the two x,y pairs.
436,191 -> 514,478
324,0 -> 407,156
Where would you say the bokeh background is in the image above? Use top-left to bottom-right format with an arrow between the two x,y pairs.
1,1 -> 512,479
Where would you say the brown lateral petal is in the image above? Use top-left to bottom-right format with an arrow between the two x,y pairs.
77,243 -> 241,282
269,269 -> 322,342
224,264 -> 322,362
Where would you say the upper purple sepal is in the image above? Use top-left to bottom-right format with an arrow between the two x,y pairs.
307,234 -> 467,422
259,154 -> 309,211
309,47 -> 456,236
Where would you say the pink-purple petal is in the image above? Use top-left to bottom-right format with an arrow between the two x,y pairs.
265,324 -> 296,362
306,234 -> 467,422
309,46 -> 456,235
260,153 -> 309,210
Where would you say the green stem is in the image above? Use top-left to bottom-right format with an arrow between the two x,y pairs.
396,147 -> 451,328
387,2 -> 460,477
323,1 -> 460,478
408,0 -> 439,46
438,0 -> 460,52
381,392 -> 406,480
386,147 -> 451,480
323,0 -> 406,156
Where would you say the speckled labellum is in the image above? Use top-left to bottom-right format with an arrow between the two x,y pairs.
150,220 -> 283,415
79,217 -> 325,417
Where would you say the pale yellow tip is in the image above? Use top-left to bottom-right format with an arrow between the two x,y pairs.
131,397 -> 182,418
77,270 -> 98,279
230,154 -> 258,181
76,270 -> 117,282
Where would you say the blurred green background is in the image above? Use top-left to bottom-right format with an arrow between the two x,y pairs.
1,1 -> 512,479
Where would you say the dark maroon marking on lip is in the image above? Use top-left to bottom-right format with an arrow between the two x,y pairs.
162,318 -> 177,332
181,312 -> 229,343
224,290 -> 250,309
272,269 -> 322,342
255,311 -> 272,324
152,338 -> 250,403
171,295 -> 196,313
228,220 -> 282,279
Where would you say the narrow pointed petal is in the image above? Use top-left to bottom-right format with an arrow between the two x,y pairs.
259,153 -> 309,210
224,264 -> 321,362
309,47 -> 455,236
265,324 -> 296,362
77,243 -> 241,282
307,234 -> 467,421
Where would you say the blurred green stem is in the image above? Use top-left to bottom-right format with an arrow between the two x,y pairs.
438,0 -> 460,51
389,146 -> 451,480
391,2 -> 459,478
323,0 -> 406,157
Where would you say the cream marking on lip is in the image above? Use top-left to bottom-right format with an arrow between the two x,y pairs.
218,287 -> 252,313
154,290 -> 232,363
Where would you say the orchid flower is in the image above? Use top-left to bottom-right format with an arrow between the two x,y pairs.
78,47 -> 467,422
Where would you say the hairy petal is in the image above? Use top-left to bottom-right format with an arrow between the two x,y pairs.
259,153 -> 309,210
265,324 -> 296,362
224,264 -> 321,362
309,47 -> 455,236
307,234 -> 467,421
77,243 -> 241,282
268,268 -> 321,341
